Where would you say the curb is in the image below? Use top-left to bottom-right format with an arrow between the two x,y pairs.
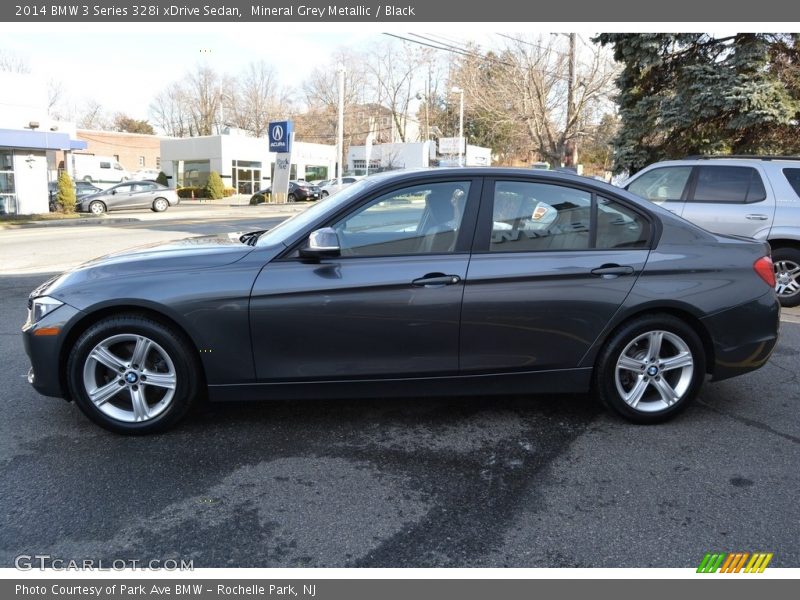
1,217 -> 141,229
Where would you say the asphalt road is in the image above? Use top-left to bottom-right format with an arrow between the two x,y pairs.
1,215 -> 799,568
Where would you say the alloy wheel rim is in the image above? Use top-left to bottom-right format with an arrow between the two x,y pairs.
155,199 -> 167,211
82,334 -> 176,423
90,203 -> 104,214
614,330 -> 694,413
774,259 -> 800,298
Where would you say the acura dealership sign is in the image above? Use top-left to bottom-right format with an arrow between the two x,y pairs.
269,121 -> 293,153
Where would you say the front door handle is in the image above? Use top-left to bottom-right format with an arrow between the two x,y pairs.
746,214 -> 769,221
411,273 -> 462,287
590,264 -> 635,278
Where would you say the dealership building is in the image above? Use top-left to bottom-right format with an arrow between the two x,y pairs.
0,72 -> 87,215
160,130 -> 337,194
347,141 -> 492,172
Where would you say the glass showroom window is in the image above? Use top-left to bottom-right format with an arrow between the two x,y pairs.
232,160 -> 262,195
0,150 -> 17,215
173,160 -> 210,188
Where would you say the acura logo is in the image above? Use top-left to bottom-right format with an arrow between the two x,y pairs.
272,125 -> 284,141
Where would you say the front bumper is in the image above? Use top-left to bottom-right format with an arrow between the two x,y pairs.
22,302 -> 84,399
701,290 -> 781,382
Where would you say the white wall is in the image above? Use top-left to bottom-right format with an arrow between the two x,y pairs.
348,142 -> 432,170
13,151 -> 48,214
161,134 -> 336,188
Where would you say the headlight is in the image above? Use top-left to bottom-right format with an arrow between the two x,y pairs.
30,296 -> 63,323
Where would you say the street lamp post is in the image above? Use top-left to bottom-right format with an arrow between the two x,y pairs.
451,86 -> 465,167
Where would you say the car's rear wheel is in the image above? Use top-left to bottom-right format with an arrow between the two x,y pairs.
88,200 -> 106,215
67,315 -> 200,434
595,314 -> 705,423
772,247 -> 800,307
152,198 -> 169,212
287,193 -> 296,203
321,191 -> 329,198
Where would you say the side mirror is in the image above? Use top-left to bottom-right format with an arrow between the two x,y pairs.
110,190 -> 116,195
299,227 -> 341,259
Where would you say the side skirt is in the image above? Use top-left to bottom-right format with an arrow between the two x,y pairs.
207,367 -> 593,402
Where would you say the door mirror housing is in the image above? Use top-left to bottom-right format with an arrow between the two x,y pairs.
299,227 -> 341,259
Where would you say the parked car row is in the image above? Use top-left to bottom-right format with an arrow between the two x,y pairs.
250,180 -> 322,203
48,181 -> 102,211
622,156 -> 800,307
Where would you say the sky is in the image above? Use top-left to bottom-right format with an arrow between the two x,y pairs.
0,25 -> 503,124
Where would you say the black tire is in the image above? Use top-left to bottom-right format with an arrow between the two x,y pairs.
88,200 -> 106,215
83,176 -> 93,183
287,193 -> 296,203
66,314 -> 201,434
321,191 -> 329,198
152,197 -> 169,212
772,246 -> 800,308
594,314 -> 706,424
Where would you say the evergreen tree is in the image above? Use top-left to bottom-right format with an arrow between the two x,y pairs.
204,171 -> 224,200
596,34 -> 800,173
57,170 -> 76,214
156,171 -> 168,186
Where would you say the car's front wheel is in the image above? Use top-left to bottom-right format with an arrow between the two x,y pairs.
595,314 -> 705,424
772,247 -> 800,307
152,198 -> 169,212
88,200 -> 106,215
66,315 -> 200,434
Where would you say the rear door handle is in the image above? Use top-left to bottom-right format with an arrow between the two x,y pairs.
411,273 -> 462,287
590,264 -> 635,278
746,214 -> 769,221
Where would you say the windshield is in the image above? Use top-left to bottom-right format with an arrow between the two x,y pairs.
256,178 -> 374,247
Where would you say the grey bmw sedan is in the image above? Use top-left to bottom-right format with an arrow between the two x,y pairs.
23,169 -> 780,433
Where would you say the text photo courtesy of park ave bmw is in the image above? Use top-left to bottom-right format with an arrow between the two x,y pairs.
1,0 -> 800,593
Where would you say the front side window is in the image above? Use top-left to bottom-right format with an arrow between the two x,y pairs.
332,181 -> 470,257
100,162 -> 111,169
490,181 -> 591,252
114,184 -> 133,194
627,167 -> 692,202
691,166 -> 766,203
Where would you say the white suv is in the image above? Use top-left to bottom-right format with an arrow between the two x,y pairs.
623,156 -> 800,307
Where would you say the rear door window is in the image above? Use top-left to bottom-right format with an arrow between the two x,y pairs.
783,168 -> 800,199
690,166 -> 766,203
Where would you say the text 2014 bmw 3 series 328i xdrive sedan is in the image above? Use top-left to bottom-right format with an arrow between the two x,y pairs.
23,169 -> 780,434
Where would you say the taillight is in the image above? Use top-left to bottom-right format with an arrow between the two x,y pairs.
754,256 -> 776,288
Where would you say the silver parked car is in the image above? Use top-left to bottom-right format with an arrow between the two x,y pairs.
320,176 -> 364,198
623,156 -> 800,306
78,180 -> 180,214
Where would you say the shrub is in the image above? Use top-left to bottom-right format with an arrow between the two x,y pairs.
176,187 -> 205,199
156,171 -> 168,186
250,193 -> 266,205
57,171 -> 77,214
205,171 -> 224,200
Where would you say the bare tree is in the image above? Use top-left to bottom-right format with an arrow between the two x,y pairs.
455,35 -> 617,166
228,60 -> 290,137
365,42 -> 421,143
77,100 -> 110,130
0,48 -> 30,73
47,79 -> 64,118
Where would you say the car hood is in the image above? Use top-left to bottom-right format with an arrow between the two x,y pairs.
41,233 -> 257,296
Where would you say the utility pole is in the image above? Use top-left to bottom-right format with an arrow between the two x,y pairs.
566,33 -> 578,167
336,64 -> 345,184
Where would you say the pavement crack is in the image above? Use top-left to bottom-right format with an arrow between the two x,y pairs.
697,400 -> 800,445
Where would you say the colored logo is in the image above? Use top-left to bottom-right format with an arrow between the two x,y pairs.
697,552 -> 773,573
268,120 -> 293,153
